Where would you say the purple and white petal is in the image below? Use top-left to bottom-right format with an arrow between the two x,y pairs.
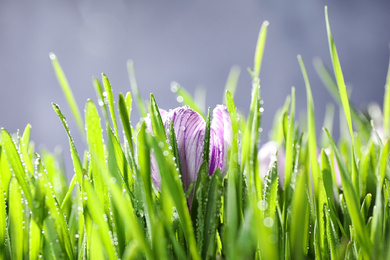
165,106 -> 206,190
210,105 -> 232,176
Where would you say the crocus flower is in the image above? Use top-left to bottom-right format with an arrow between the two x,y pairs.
147,105 -> 232,191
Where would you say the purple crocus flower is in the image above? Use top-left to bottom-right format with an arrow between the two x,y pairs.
147,105 -> 232,191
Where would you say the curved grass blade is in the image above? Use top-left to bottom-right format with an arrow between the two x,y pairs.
52,103 -> 83,189
102,74 -> 119,139
1,129 -> 33,206
49,53 -> 85,137
325,7 -> 353,142
253,20 -> 269,78
118,93 -> 134,156
20,124 -> 34,175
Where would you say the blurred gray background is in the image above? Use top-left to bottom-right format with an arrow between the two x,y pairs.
1,0 -> 389,174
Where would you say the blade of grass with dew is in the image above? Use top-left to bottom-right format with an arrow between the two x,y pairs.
93,77 -> 110,123
118,93 -> 135,158
0,181 -> 5,260
127,60 -> 147,118
324,128 -> 372,257
290,172 -> 309,259
383,51 -> 390,139
224,90 -> 242,259
223,66 -> 241,104
49,53 -> 85,137
8,177 -> 25,259
325,205 -> 338,259
52,103 -> 84,189
169,120 -> 182,182
203,169 -> 223,259
37,157 -> 74,260
1,129 -> 33,206
102,74 -> 119,139
147,134 -> 200,260
171,82 -> 204,116
148,94 -> 200,259
0,150 -> 11,200
85,100 -> 109,210
83,177 -> 118,260
282,87 -> 295,223
20,124 -> 34,175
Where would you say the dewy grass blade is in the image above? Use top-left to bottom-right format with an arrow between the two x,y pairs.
253,20 -> 269,78
383,50 -> 390,139
290,172 -> 309,259
93,77 -> 110,123
283,87 -> 295,221
85,100 -> 107,208
8,177 -> 25,260
52,103 -> 84,189
119,93 -> 134,155
102,74 -> 120,139
325,7 -> 353,143
20,124 -> 34,175
83,177 -> 118,260
0,181 -> 5,260
49,53 -> 85,137
203,108 -> 211,164
324,128 -> 372,257
127,60 -> 147,118
1,129 -> 33,206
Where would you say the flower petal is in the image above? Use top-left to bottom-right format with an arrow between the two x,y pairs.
258,141 -> 285,185
210,105 -> 232,176
165,106 -> 206,190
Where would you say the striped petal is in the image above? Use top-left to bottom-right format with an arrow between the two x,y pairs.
210,105 -> 232,176
164,106 -> 206,190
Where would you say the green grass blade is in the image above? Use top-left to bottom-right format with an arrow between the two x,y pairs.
324,128 -> 372,257
102,74 -> 119,139
203,108 -> 211,165
52,103 -> 84,189
1,129 -> 33,206
118,93 -> 134,156
253,21 -> 269,78
324,7 -> 353,142
83,177 -> 118,260
49,53 -> 85,137
290,172 -> 309,259
93,77 -> 110,123
127,60 -> 147,118
20,124 -> 34,175
283,87 -> 295,221
85,100 -> 107,208
203,170 -> 223,259
8,177 -> 25,260
29,218 -> 41,260
383,50 -> 390,139
0,181 -> 5,260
